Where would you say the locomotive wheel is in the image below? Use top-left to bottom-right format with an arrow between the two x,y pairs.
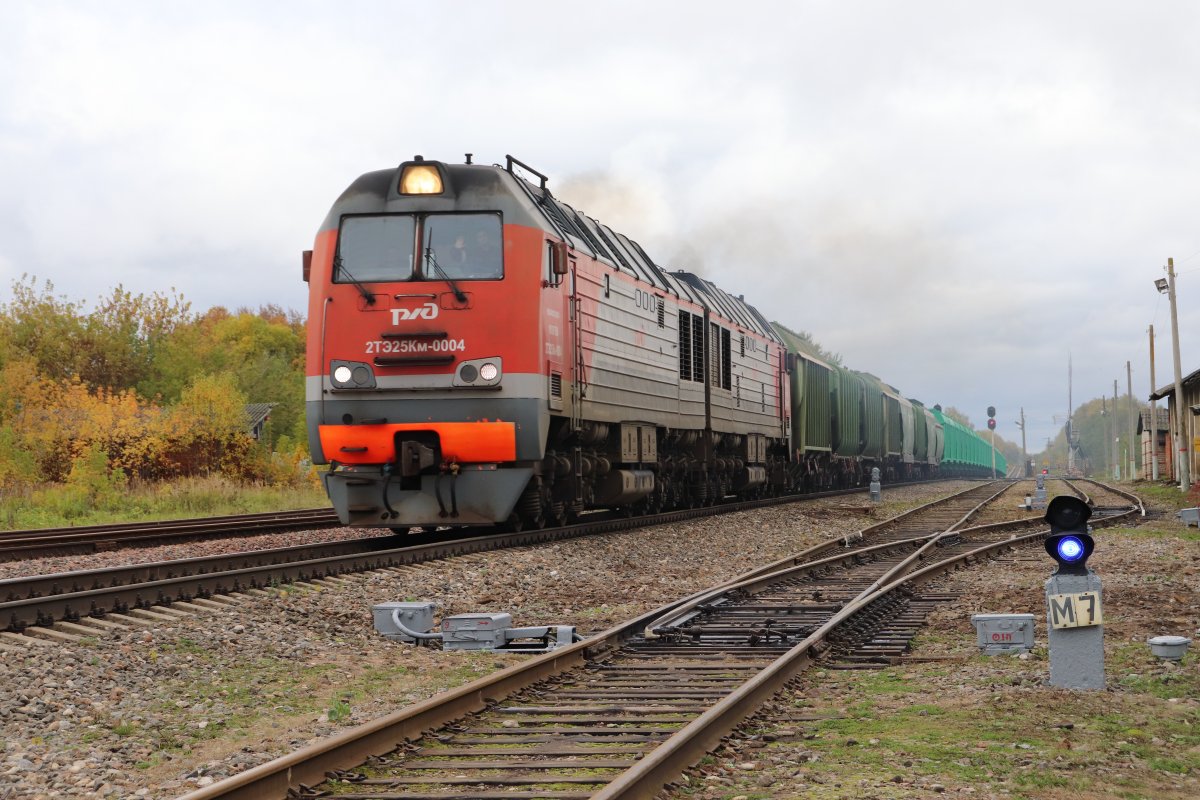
500,513 -> 524,533
515,482 -> 546,530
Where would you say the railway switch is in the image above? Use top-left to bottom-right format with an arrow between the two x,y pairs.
372,602 -> 579,653
1042,495 -> 1105,690
372,601 -> 438,643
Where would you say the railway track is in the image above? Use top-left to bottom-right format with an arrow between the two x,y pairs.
0,480 -> 957,635
175,480 -> 1143,800
0,508 -> 343,558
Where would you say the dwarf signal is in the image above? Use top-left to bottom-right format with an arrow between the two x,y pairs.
1043,495 -> 1094,575
1042,494 -> 1105,690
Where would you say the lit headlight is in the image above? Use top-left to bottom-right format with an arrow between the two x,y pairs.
399,164 -> 443,194
452,357 -> 502,388
330,360 -> 376,389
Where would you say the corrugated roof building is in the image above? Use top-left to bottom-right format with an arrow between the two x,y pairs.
1148,368 -> 1200,486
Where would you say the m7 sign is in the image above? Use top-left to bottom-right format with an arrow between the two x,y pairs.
1047,591 -> 1103,630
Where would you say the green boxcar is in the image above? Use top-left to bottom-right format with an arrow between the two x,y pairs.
832,366 -> 865,457
929,407 -> 1007,477
910,399 -> 929,462
855,372 -> 886,460
787,352 -> 834,456
884,392 -> 902,457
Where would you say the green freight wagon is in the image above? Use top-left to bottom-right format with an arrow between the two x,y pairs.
831,366 -> 865,458
929,407 -> 1007,478
855,371 -> 887,462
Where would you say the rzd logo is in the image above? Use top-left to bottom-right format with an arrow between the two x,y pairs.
391,303 -> 439,324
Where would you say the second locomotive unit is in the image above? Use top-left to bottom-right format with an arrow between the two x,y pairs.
304,154 -> 1004,530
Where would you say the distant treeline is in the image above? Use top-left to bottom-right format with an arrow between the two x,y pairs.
0,276 -> 309,496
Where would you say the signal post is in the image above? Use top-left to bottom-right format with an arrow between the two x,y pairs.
986,406 -> 997,478
1043,496 -> 1105,690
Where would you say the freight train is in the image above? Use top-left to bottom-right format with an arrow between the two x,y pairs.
303,154 -> 1005,530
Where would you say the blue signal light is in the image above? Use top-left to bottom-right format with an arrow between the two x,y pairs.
1056,535 -> 1085,563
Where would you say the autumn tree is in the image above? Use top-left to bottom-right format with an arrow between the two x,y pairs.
0,278 -> 310,488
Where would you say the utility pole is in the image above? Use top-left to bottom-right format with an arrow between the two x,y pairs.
1102,396 -> 1109,479
991,426 -> 996,479
1165,257 -> 1190,490
1067,355 -> 1075,476
1149,325 -> 1159,480
1126,361 -> 1134,480
1015,408 -> 1028,477
1113,380 -> 1120,481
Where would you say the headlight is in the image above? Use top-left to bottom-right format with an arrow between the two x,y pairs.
330,360 -> 376,389
399,163 -> 443,194
452,357 -> 502,388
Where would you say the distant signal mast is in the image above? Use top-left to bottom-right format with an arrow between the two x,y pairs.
1066,353 -> 1082,477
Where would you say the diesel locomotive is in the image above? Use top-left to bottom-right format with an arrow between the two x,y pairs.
304,154 -> 1005,530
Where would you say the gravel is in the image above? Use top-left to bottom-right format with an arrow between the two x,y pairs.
662,487 -> 1200,800
0,481 -> 975,797
0,526 -> 388,582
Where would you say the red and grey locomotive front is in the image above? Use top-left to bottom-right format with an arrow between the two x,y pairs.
304,158 -> 553,527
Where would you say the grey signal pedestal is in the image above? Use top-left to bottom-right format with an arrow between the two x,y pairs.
1042,495 -> 1104,691
1045,571 -> 1105,690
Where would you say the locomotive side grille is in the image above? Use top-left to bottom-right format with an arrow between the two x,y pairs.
657,297 -> 665,328
722,329 -> 732,390
691,314 -> 705,382
678,311 -> 692,381
709,324 -> 732,391
710,322 -> 720,388
550,372 -> 562,397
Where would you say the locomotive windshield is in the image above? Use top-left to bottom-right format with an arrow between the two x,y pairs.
336,215 -> 415,282
335,212 -> 502,285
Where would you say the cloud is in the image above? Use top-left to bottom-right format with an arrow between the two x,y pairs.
1,0 -> 1198,448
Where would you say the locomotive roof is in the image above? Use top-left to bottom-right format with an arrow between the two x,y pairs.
324,156 -> 782,343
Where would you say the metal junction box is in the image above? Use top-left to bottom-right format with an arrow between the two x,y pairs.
1179,507 -> 1199,528
372,601 -> 436,643
971,613 -> 1035,655
442,612 -> 514,650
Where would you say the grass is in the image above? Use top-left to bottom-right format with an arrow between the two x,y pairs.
0,474 -> 328,530
1132,480 -> 1200,511
687,648 -> 1200,800
760,663 -> 1200,797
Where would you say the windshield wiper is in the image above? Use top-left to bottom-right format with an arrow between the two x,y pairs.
333,256 -> 376,305
424,230 -> 468,303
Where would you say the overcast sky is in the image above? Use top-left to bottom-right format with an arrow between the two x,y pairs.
2,1 -> 1198,452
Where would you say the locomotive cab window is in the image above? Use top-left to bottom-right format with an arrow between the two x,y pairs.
422,213 -> 503,280
335,212 -> 502,285
335,215 -> 415,282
